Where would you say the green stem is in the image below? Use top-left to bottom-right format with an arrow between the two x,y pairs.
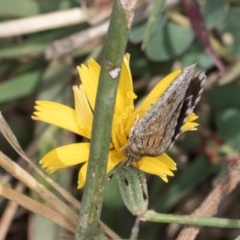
145,211 -> 240,229
142,0 -> 165,49
75,0 -> 137,239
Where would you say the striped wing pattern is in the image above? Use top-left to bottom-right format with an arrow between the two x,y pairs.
126,65 -> 206,161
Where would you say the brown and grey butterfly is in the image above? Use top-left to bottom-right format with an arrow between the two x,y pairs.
124,64 -> 206,166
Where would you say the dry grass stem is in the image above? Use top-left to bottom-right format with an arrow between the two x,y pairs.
0,151 -> 78,225
45,21 -> 109,59
0,113 -> 81,210
0,182 -> 25,240
0,113 -> 121,239
45,2 -> 151,59
176,159 -> 240,240
0,184 -> 76,232
0,8 -> 86,38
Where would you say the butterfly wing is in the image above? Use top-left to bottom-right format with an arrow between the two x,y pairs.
126,65 -> 205,158
169,71 -> 206,146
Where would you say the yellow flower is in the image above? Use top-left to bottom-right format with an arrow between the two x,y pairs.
32,54 -> 199,188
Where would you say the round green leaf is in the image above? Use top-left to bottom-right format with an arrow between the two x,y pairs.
203,0 -> 229,29
145,21 -> 194,61
217,108 -> 240,150
176,41 -> 213,69
129,14 -> 167,44
210,81 -> 240,109
129,21 -> 147,44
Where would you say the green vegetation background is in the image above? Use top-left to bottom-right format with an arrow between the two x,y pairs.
1,0 -> 240,239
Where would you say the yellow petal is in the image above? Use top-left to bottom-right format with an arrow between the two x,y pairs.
77,150 -> 121,188
108,150 -> 123,172
155,153 -> 177,170
187,112 -> 198,121
136,70 -> 182,117
73,85 -> 93,138
77,59 -> 100,110
159,174 -> 168,182
133,154 -> 177,178
40,143 -> 90,169
111,125 -> 128,154
78,162 -> 88,189
182,113 -> 199,132
32,101 -> 87,137
182,122 -> 199,132
110,54 -> 136,153
115,54 -> 136,117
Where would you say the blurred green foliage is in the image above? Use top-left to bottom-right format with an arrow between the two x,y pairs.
1,0 -> 240,239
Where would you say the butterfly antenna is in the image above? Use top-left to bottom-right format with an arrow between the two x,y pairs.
121,168 -> 129,186
108,161 -> 125,181
135,162 -> 148,202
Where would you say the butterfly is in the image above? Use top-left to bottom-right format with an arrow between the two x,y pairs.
124,64 -> 206,166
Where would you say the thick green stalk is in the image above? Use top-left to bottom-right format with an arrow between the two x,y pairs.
75,0 -> 137,239
145,211 -> 240,229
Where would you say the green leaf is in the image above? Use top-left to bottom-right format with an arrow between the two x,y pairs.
145,21 -> 194,61
31,214 -> 61,240
0,24 -> 88,58
203,0 -> 230,29
129,14 -> 167,44
142,0 -> 165,48
0,42 -> 47,58
0,61 -> 18,78
0,0 -> 77,17
176,41 -> 213,69
38,56 -> 73,102
216,108 -> 240,150
126,44 -> 173,76
0,0 -> 40,17
0,70 -> 42,104
210,81 -> 240,109
129,21 -> 147,44
198,50 -> 214,69
220,8 -> 240,58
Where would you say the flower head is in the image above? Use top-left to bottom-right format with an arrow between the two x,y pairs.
32,54 -> 199,188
